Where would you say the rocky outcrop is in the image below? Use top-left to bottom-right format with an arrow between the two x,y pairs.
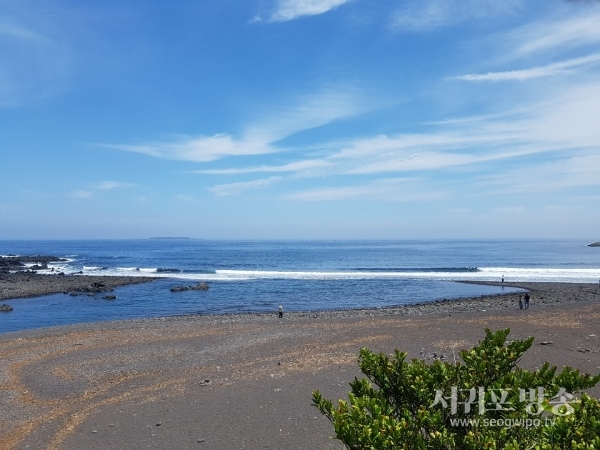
102,295 -> 117,300
0,255 -> 66,273
1,274 -> 158,302
588,242 -> 600,247
191,282 -> 209,291
170,282 -> 209,292
0,303 -> 13,312
75,282 -> 114,294
170,286 -> 190,292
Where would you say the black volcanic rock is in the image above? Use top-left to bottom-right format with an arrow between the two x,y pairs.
588,242 -> 600,247
170,282 -> 209,292
0,255 -> 66,272
170,286 -> 190,292
1,274 -> 158,302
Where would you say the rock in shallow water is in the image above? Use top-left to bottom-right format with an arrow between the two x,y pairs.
0,303 -> 13,312
191,282 -> 209,291
170,286 -> 190,292
170,283 -> 209,292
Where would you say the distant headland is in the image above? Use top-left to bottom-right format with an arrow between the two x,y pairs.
588,242 -> 600,247
148,237 -> 194,240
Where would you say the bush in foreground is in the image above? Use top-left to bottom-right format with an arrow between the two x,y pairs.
313,329 -> 600,449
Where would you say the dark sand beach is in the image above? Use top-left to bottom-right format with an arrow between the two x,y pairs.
0,281 -> 599,449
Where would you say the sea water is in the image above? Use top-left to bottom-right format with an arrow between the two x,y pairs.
1,239 -> 598,333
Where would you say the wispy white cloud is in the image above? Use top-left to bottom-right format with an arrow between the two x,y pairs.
0,15 -> 70,107
392,0 -> 522,31
196,159 -> 330,174
103,134 -> 273,163
508,9 -> 600,57
287,178 -> 444,201
68,181 -> 136,198
494,206 -> 526,214
196,73 -> 600,203
452,53 -> 600,82
94,181 -> 136,190
0,23 -> 45,41
475,152 -> 600,195
198,78 -> 600,183
209,176 -> 283,196
70,190 -> 93,199
106,86 -> 370,163
523,81 -> 600,148
323,129 -> 536,175
267,0 -> 351,23
174,194 -> 199,202
245,86 -> 368,143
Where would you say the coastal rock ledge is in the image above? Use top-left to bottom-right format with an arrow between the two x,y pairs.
588,242 -> 600,247
170,282 -> 209,292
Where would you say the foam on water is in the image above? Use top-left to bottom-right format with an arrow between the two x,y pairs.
49,265 -> 600,283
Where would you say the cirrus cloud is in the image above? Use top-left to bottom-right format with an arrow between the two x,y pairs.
452,53 -> 600,82
102,134 -> 273,163
267,0 -> 352,23
209,176 -> 283,196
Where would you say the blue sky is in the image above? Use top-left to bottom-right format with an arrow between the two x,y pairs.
1,0 -> 600,239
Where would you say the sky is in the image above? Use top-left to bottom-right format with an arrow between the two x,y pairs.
1,0 -> 600,239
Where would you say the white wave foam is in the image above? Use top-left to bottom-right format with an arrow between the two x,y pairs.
39,265 -> 600,283
206,268 -> 600,283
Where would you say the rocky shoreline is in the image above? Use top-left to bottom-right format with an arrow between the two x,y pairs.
0,253 -> 159,302
0,272 -> 158,302
0,255 -> 66,273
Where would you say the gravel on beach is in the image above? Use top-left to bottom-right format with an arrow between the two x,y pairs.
0,279 -> 599,449
2,212 -> 599,448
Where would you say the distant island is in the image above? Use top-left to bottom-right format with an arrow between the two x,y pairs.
588,242 -> 600,247
149,237 -> 194,240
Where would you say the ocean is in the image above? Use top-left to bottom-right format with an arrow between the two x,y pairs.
1,239 -> 599,333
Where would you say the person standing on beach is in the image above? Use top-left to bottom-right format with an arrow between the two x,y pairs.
524,293 -> 530,310
278,305 -> 283,319
518,294 -> 523,310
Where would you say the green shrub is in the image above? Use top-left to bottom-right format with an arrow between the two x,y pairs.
313,328 -> 600,449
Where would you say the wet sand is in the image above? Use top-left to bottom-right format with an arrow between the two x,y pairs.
0,282 -> 599,449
